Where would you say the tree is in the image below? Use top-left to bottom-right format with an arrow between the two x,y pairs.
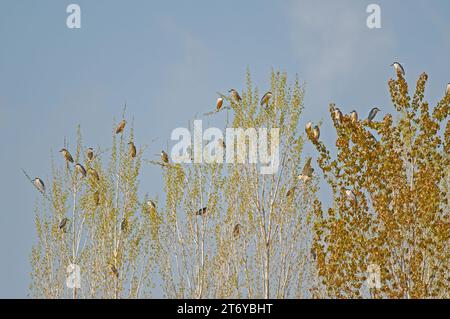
30,121 -> 157,298
155,71 -> 319,298
310,72 -> 449,298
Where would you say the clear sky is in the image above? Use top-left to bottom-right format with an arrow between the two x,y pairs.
0,0 -> 448,298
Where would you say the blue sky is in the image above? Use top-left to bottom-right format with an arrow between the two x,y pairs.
0,0 -> 449,297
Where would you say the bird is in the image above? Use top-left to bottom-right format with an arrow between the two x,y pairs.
391,62 -> 405,76
115,120 -> 127,134
32,178 -> 45,193
147,200 -> 156,211
298,157 -> 314,182
260,91 -> 273,108
88,167 -> 100,181
109,264 -> 119,278
216,97 -> 224,111
218,138 -> 226,149
86,148 -> 94,161
60,148 -> 74,163
195,207 -> 208,216
312,126 -> 320,142
229,89 -> 242,103
233,224 -> 242,238
305,122 -> 313,135
446,83 -> 450,96
345,189 -> 357,203
367,107 -> 381,122
350,110 -> 358,124
58,217 -> 68,230
121,218 -> 128,232
75,163 -> 87,177
333,108 -> 342,123
286,186 -> 296,198
161,151 -> 169,164
128,142 -> 137,158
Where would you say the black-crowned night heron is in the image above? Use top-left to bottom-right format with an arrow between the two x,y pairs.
128,142 -> 137,158
216,97 -> 224,111
121,218 -> 128,232
312,126 -> 320,142
86,148 -> 94,161
367,107 -> 381,122
115,120 -> 127,134
88,167 -> 100,181
333,108 -> 342,123
229,89 -> 242,103
33,178 -> 45,193
75,163 -> 87,177
195,207 -> 207,216
59,217 -> 68,230
298,157 -> 314,182
60,148 -> 74,163
110,264 -> 119,278
161,150 -> 169,164
147,200 -> 156,211
345,189 -> 357,203
260,91 -> 273,108
391,62 -> 405,76
218,138 -> 226,149
305,122 -> 313,135
350,110 -> 358,124
286,186 -> 296,197
233,224 -> 242,238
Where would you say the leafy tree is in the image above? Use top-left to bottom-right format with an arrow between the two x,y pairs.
30,122 -> 157,298
309,72 -> 449,298
155,71 -> 319,298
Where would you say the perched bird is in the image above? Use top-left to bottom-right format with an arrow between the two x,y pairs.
86,148 -> 94,161
218,138 -> 226,149
260,91 -> 273,107
367,132 -> 378,143
333,108 -> 342,123
367,107 -> 381,122
33,178 -> 45,193
147,200 -> 156,211
58,217 -> 68,230
195,207 -> 208,216
350,110 -> 358,124
128,142 -> 137,158
305,122 -> 313,136
75,163 -> 87,177
161,150 -> 169,164
286,186 -> 296,198
121,218 -> 128,232
60,148 -> 74,163
312,126 -> 320,142
345,189 -> 357,203
216,97 -> 224,111
229,89 -> 242,103
233,224 -> 242,238
115,120 -> 127,134
88,167 -> 100,181
446,83 -> 450,96
109,264 -> 119,278
391,62 -> 405,76
298,157 -> 314,182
